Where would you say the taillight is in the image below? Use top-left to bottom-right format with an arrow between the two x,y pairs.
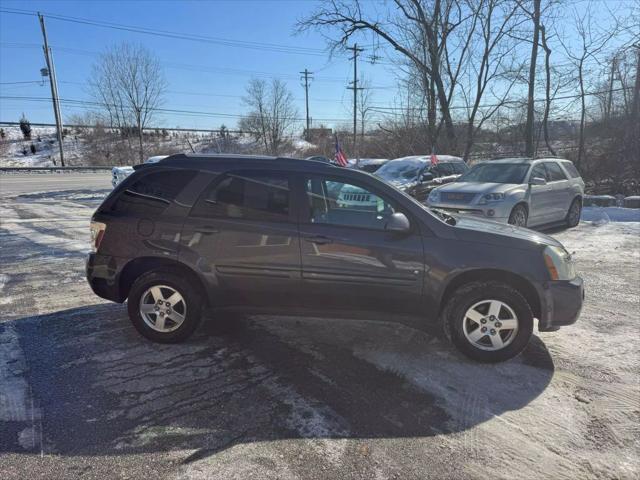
90,221 -> 107,252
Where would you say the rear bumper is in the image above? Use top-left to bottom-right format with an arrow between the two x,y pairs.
86,253 -> 125,302
538,276 -> 584,331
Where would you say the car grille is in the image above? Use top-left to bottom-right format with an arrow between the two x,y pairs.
341,193 -> 371,202
441,192 -> 476,204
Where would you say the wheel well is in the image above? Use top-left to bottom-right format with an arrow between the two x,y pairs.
440,269 -> 541,319
512,201 -> 529,215
119,257 -> 207,304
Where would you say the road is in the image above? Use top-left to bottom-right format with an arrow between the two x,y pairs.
0,182 -> 638,479
0,173 -> 112,195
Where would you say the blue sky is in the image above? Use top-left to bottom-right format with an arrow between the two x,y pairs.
0,0 -> 636,132
0,0 -> 398,130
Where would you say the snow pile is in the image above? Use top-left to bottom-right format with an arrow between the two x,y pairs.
581,206 -> 640,224
0,126 -> 59,167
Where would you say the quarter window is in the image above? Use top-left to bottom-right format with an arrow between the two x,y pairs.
544,162 -> 568,181
113,170 -> 196,214
191,172 -> 290,222
304,177 -> 397,230
562,162 -> 581,179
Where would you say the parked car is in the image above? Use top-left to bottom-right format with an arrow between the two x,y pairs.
306,155 -> 332,164
87,154 -> 583,362
111,155 -> 168,187
350,158 -> 389,173
427,158 -> 585,228
375,155 -> 469,201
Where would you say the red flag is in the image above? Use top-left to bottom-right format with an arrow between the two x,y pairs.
430,151 -> 439,166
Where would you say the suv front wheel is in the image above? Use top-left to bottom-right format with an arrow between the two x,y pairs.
443,281 -> 534,362
508,204 -> 528,227
127,269 -> 203,343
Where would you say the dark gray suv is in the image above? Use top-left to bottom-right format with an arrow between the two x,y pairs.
87,154 -> 584,362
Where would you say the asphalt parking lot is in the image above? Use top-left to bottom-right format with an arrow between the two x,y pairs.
1,174 -> 638,479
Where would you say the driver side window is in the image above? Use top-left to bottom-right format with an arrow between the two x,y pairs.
530,164 -> 547,182
304,176 -> 397,230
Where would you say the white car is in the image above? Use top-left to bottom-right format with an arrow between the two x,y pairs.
111,156 -> 168,188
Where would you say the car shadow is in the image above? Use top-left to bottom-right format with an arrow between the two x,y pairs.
3,303 -> 554,462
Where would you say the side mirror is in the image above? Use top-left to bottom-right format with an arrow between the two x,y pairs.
421,172 -> 434,181
386,212 -> 411,233
529,176 -> 547,186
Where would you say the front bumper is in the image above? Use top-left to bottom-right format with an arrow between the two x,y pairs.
538,276 -> 584,331
425,200 -> 512,222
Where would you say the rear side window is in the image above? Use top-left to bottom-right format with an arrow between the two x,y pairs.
544,162 -> 568,181
434,163 -> 454,176
451,162 -> 469,174
562,162 -> 581,178
113,170 -> 196,215
191,172 -> 290,222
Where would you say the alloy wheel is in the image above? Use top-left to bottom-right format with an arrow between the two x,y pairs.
510,208 -> 527,227
569,201 -> 581,225
462,299 -> 519,351
139,285 -> 187,333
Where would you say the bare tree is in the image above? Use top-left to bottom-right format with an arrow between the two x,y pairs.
517,0 -> 542,158
89,43 -> 166,163
300,0 -> 467,153
455,0 -> 524,161
239,78 -> 298,155
357,77 -> 374,144
539,23 -> 556,155
559,5 -> 620,167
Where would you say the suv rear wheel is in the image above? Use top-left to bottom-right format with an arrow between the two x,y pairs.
127,269 -> 203,343
565,198 -> 582,227
443,281 -> 534,362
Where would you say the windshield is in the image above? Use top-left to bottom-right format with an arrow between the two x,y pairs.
375,157 -> 425,181
457,163 -> 530,184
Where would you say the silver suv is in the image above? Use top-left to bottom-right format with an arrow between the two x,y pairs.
426,158 -> 584,228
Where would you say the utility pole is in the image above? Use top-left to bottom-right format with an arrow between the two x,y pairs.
300,69 -> 313,141
346,44 -> 364,161
38,12 -> 65,166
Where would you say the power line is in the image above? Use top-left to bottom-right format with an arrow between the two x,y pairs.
0,8 -> 338,57
0,95 -> 361,122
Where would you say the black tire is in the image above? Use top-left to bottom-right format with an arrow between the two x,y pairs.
127,269 -> 203,343
565,198 -> 582,228
442,281 -> 534,363
508,204 -> 528,227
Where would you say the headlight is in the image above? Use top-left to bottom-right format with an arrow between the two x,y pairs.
478,193 -> 505,204
543,246 -> 576,280
428,189 -> 440,203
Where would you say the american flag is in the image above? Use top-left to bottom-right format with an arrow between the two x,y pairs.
430,151 -> 439,166
334,135 -> 348,167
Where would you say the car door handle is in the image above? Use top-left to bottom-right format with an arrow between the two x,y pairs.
197,226 -> 219,235
304,235 -> 333,245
